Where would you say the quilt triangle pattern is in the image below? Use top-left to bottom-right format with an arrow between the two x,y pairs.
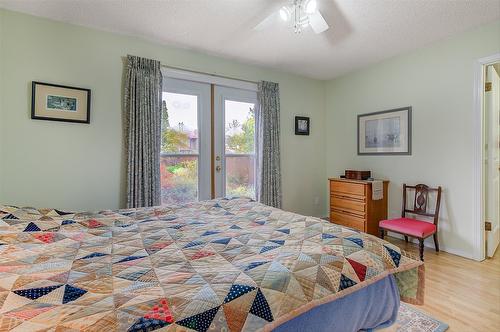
212,237 -> 231,245
13,285 -> 62,300
260,245 -> 280,254
23,222 -> 41,232
143,299 -> 174,323
384,245 -> 402,267
80,252 -> 107,260
128,317 -> 170,332
322,233 -> 336,239
245,261 -> 269,271
249,289 -> 274,322
338,274 -> 357,291
0,198 -> 422,331
346,258 -> 367,281
277,228 -> 290,234
116,255 -> 146,264
54,209 -> 72,216
224,285 -> 256,303
345,237 -> 364,247
62,285 -> 87,304
33,232 -> 56,243
176,306 -> 220,332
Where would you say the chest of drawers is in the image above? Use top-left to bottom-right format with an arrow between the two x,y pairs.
329,178 -> 389,236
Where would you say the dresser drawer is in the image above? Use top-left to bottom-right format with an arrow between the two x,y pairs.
330,210 -> 365,232
331,194 -> 366,214
330,180 -> 365,197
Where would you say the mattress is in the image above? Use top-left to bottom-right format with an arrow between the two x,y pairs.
0,197 -> 424,331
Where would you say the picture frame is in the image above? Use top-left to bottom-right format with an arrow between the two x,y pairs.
357,106 -> 412,155
31,81 -> 91,124
295,116 -> 310,135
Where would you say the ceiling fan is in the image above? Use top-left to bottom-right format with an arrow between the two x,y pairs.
254,0 -> 330,34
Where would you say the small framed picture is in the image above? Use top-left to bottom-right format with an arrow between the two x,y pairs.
358,107 -> 412,155
31,81 -> 91,123
295,116 -> 310,135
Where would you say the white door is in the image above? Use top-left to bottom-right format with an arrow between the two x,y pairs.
161,78 -> 211,204
214,86 -> 258,199
485,64 -> 500,257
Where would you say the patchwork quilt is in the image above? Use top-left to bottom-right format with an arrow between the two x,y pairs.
0,198 -> 424,331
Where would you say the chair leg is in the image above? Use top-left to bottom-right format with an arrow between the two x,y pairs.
379,229 -> 385,239
418,239 -> 425,261
433,233 -> 440,252
404,235 -> 408,243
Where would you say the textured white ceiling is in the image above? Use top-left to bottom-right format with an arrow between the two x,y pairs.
1,0 -> 499,80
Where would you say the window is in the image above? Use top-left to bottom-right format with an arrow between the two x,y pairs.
161,76 -> 257,204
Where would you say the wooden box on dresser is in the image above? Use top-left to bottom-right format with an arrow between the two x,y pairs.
329,178 -> 389,237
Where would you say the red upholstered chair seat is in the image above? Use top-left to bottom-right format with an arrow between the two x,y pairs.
379,218 -> 437,238
379,184 -> 442,261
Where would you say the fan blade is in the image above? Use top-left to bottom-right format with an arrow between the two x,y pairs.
253,12 -> 278,31
309,10 -> 329,34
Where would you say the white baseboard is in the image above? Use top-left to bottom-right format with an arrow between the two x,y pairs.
387,232 -> 475,260
487,225 -> 500,257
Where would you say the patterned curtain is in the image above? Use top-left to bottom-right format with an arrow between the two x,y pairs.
256,81 -> 282,208
124,55 -> 162,208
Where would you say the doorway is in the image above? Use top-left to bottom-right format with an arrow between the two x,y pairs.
474,55 -> 500,260
160,77 -> 258,205
484,63 -> 500,257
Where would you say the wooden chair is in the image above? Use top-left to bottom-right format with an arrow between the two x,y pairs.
379,184 -> 442,261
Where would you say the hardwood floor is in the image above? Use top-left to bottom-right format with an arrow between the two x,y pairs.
385,237 -> 500,331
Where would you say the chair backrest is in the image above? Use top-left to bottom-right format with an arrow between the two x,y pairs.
402,184 -> 442,226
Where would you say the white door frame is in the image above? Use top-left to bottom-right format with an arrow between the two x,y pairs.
473,53 -> 500,261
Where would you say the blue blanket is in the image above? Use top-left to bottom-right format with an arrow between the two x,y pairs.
274,275 -> 399,332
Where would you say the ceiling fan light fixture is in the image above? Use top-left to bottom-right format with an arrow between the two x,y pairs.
279,6 -> 290,21
305,0 -> 317,14
252,0 -> 329,35
298,17 -> 310,28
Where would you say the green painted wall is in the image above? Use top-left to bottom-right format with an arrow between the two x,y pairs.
324,20 -> 500,258
0,9 -> 326,216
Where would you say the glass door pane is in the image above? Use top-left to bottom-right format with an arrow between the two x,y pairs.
214,86 -> 258,199
224,100 -> 256,198
161,92 -> 198,204
162,78 -> 211,204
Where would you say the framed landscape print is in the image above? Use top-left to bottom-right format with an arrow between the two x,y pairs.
295,116 -> 310,135
31,81 -> 91,123
358,107 -> 412,155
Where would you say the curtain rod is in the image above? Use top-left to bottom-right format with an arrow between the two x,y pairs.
161,64 -> 259,85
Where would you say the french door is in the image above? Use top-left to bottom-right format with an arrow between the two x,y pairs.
161,78 -> 211,204
161,77 -> 257,205
214,86 -> 258,199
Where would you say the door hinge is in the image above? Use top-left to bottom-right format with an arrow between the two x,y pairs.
485,221 -> 492,231
485,82 -> 492,92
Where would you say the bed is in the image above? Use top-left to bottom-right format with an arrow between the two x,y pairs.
0,197 -> 424,331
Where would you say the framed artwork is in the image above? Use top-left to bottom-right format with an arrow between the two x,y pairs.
295,116 -> 310,135
31,81 -> 91,123
358,106 -> 412,155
